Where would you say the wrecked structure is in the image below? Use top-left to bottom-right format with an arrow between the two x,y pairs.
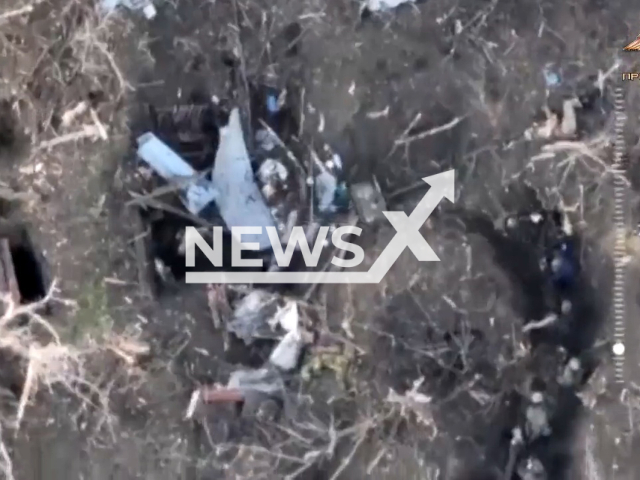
130,81 -> 391,419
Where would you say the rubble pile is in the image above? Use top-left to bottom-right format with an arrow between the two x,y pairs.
129,82 -> 390,422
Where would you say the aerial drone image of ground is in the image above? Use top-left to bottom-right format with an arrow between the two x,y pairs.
0,0 -> 639,479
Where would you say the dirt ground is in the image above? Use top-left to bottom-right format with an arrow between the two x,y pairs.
2,0 -> 640,479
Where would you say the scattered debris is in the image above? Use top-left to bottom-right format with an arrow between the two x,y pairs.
257,158 -> 289,201
0,4 -> 34,22
526,108 -> 558,140
310,151 -> 349,216
90,109 -> 109,140
258,159 -> 288,185
393,114 -> 465,147
267,299 -> 299,331
226,289 -> 280,344
367,106 -> 389,119
386,377 -> 436,435
364,0 -> 415,12
386,383 -> 432,410
106,335 -> 151,366
136,132 -> 218,215
350,178 -> 387,225
188,294 -> 311,420
558,98 -> 581,137
61,102 -> 88,127
186,365 -> 287,419
302,344 -> 353,385
212,108 -> 277,250
255,128 -> 277,152
525,98 -> 582,140
37,125 -> 104,150
542,65 -> 561,88
228,292 -> 311,371
101,0 -> 157,19
227,365 -> 286,398
268,302 -> 308,372
189,364 -> 286,417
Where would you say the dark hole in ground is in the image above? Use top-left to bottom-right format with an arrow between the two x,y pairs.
139,207 -> 271,295
0,99 -> 28,164
8,226 -> 50,304
280,22 -> 302,57
224,335 -> 276,369
0,100 -> 17,150
88,89 -> 106,108
0,227 -> 48,402
221,51 -> 238,68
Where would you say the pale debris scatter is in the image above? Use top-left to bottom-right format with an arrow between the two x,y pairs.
60,101 -> 88,127
227,291 -> 310,370
136,132 -> 218,215
227,365 -> 285,397
101,0 -> 157,18
255,128 -> 277,151
257,158 -> 288,201
258,159 -> 288,185
524,98 -> 582,140
543,65 -> 561,88
386,377 -> 436,436
365,0 -> 415,12
226,290 -> 279,344
350,180 -> 387,225
268,302 -> 305,372
186,299 -> 309,418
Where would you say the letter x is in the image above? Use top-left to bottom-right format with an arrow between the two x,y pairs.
383,191 -> 439,261
384,211 -> 436,261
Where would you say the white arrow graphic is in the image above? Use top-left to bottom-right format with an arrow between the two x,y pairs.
186,169 -> 455,284
362,169 -> 455,283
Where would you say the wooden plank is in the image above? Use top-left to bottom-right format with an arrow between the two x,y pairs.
0,238 -> 20,305
130,208 -> 154,299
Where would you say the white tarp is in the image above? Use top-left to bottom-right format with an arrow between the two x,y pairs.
212,108 -> 277,250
